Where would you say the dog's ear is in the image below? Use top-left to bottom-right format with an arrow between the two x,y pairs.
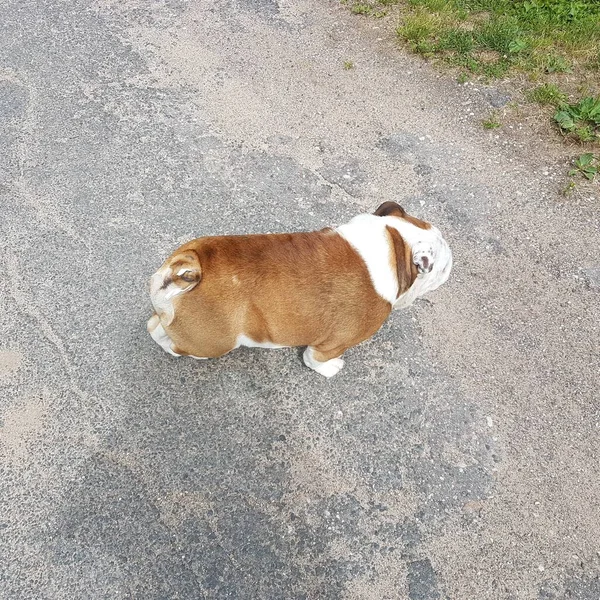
374,201 -> 406,218
412,242 -> 434,274
386,226 -> 418,297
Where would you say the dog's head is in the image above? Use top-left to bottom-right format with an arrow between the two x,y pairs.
374,201 -> 452,308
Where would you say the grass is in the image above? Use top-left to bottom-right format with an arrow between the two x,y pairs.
527,83 -> 567,106
351,3 -> 375,15
394,0 -> 600,81
349,1 -> 389,17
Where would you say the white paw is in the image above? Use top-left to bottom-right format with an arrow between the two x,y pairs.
303,347 -> 345,378
315,357 -> 345,378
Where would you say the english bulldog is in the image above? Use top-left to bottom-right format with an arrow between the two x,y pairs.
147,202 -> 452,377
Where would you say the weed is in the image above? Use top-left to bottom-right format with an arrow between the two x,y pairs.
351,3 -> 373,15
457,72 -> 469,84
561,179 -> 576,196
544,54 -> 571,74
450,53 -> 481,72
418,40 -> 439,55
527,84 -> 567,106
554,96 -> 600,142
483,113 -> 501,129
349,0 -> 390,16
568,152 -> 598,180
482,60 -> 510,79
343,60 -> 355,70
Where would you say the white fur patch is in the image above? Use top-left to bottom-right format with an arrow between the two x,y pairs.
336,213 -> 452,309
336,215 -> 398,304
303,347 -> 345,378
387,216 -> 452,309
235,334 -> 287,349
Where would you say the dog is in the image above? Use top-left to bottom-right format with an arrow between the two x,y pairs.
147,202 -> 452,377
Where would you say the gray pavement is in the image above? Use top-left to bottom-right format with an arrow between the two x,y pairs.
1,1 -> 599,598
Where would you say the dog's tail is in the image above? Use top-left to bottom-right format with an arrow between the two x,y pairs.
167,250 -> 202,290
150,249 -> 202,325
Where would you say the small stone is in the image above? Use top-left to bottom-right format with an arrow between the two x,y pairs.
583,267 -> 600,290
463,500 -> 483,513
486,416 -> 493,428
487,89 -> 511,108
415,163 -> 433,176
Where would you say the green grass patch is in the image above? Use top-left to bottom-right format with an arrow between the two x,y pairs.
398,11 -> 443,44
394,0 -> 600,80
476,16 -> 525,55
527,83 -> 567,106
438,29 -> 475,54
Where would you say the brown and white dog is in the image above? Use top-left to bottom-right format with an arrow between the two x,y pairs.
147,202 -> 452,377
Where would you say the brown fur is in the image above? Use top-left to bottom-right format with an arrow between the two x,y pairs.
157,230 -> 394,358
386,226 -> 418,298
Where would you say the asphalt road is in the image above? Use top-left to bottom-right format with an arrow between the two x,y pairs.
1,1 -> 599,599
